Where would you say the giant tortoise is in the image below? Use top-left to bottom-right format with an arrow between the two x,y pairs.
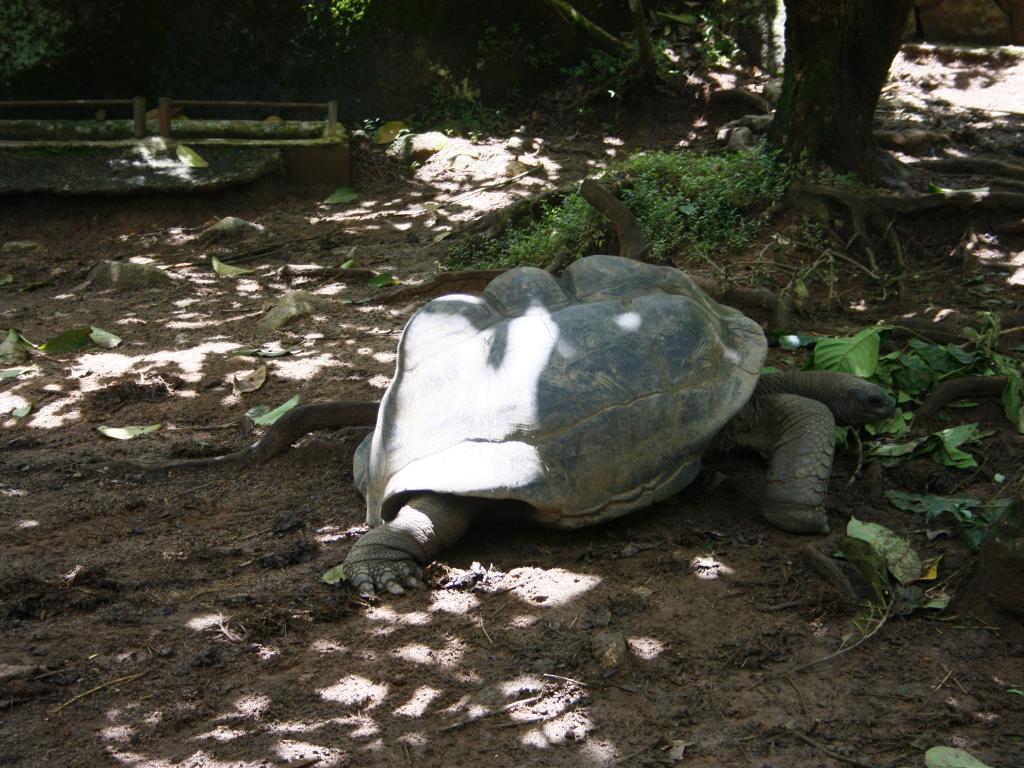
341,255 -> 894,595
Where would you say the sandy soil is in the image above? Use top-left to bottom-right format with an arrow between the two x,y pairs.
1,47 -> 1024,768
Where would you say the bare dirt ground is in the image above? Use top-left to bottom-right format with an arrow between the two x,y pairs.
2,46 -> 1024,768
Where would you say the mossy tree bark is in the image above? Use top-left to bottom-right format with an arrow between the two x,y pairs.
767,0 -> 913,180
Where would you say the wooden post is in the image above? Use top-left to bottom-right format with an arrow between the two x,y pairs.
132,96 -> 146,138
327,100 -> 338,136
158,97 -> 171,139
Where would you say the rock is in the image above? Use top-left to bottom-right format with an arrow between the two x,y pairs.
389,131 -> 448,163
918,0 -> 1016,45
725,127 -> 756,152
763,78 -> 783,106
87,260 -> 172,290
198,216 -> 267,243
591,630 -> 628,677
979,477 -> 1024,616
258,290 -> 329,330
505,135 -> 535,155
1,241 -> 42,254
873,129 -> 950,156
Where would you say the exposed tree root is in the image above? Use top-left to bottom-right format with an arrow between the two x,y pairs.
915,376 -> 1008,422
914,157 -> 1024,181
114,401 -> 379,477
377,269 -> 506,304
788,182 -> 1024,298
579,178 -> 650,262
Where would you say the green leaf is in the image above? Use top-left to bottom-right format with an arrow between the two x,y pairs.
846,517 -> 922,585
931,422 -> 980,468
211,256 -> 255,276
324,186 -> 358,205
658,11 -> 698,24
0,366 -> 34,379
1001,374 -> 1023,433
865,408 -> 911,436
368,272 -> 399,288
927,183 -> 990,196
39,327 -> 92,353
339,259 -> 357,269
0,274 -> 13,286
97,424 -> 163,440
229,344 -> 297,358
924,746 -> 993,768
885,490 -> 979,521
1,329 -> 35,365
89,326 -> 122,349
374,120 -> 407,145
812,327 -> 882,377
10,403 -> 32,418
321,564 -> 346,585
232,365 -> 267,394
176,144 -> 208,168
252,395 -> 300,425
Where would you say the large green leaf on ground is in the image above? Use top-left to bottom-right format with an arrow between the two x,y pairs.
812,327 -> 882,377
924,746 -> 992,768
252,395 -> 300,426
97,424 -> 163,440
845,517 -> 922,586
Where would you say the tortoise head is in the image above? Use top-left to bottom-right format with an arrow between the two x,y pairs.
828,375 -> 896,426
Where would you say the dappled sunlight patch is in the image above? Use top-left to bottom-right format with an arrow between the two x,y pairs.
226,692 -> 272,720
690,555 -> 734,580
270,353 -> 345,382
500,674 -> 545,696
627,636 -> 665,660
398,731 -> 428,747
273,739 -> 346,766
100,725 -> 135,743
365,604 -> 431,627
1007,249 -> 1024,286
520,710 -> 594,748
392,643 -> 434,665
252,644 -> 280,661
428,589 -> 479,614
393,686 -> 441,717
186,612 -> 229,632
17,517 -> 38,526
579,738 -> 621,765
310,638 -> 348,654
504,566 -> 602,607
318,675 -> 388,709
194,725 -> 248,742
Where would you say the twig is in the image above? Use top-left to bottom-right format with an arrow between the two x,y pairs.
542,672 -> 588,686
784,729 -> 879,768
478,617 -> 493,644
791,597 -> 892,673
53,671 -> 147,713
438,694 -> 542,732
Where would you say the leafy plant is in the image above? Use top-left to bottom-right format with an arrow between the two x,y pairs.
885,489 -> 1013,549
441,149 -> 788,271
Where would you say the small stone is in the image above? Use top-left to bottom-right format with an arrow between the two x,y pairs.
726,127 -> 755,152
1,241 -> 42,254
591,630 -> 628,677
258,290 -> 329,330
87,260 -> 172,290
197,216 -> 267,244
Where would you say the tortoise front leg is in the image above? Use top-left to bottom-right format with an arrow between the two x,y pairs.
341,493 -> 474,596
721,393 -> 835,534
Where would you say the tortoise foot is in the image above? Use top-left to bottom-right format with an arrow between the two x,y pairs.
763,504 -> 829,534
341,529 -> 425,597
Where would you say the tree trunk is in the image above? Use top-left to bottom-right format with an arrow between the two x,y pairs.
767,0 -> 912,180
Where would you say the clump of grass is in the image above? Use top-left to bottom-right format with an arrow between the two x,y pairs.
440,149 -> 789,272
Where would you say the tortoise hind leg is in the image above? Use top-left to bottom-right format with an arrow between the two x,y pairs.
723,393 -> 835,534
341,493 -> 474,596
